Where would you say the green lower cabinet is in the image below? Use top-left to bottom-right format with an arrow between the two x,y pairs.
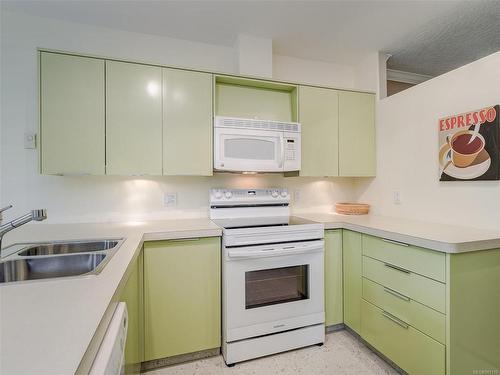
119,251 -> 144,374
325,230 -> 343,326
447,249 -> 500,375
343,230 -> 362,333
361,299 -> 445,374
144,237 -> 221,361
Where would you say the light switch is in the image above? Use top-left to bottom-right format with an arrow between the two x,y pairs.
24,132 -> 37,149
393,191 -> 401,205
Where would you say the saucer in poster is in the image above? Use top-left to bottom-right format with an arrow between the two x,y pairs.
440,143 -> 491,180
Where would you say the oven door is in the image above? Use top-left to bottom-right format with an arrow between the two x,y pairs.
214,127 -> 284,172
223,240 -> 324,342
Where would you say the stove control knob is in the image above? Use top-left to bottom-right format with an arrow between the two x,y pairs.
224,191 -> 233,199
214,191 -> 223,199
271,190 -> 279,198
280,190 -> 288,198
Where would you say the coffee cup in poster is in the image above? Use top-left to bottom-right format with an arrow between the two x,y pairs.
447,130 -> 485,168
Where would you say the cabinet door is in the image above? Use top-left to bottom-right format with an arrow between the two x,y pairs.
338,91 -> 376,176
144,237 -> 221,361
343,230 -> 362,333
120,251 -> 144,374
325,230 -> 343,326
163,69 -> 213,175
299,86 -> 339,176
106,61 -> 162,175
40,52 -> 105,175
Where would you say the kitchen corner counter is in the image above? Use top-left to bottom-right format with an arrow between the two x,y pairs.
0,218 -> 221,375
297,213 -> 500,253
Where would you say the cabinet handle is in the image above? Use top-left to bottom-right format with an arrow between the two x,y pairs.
382,311 -> 409,329
383,287 -> 411,302
382,238 -> 409,247
384,263 -> 411,274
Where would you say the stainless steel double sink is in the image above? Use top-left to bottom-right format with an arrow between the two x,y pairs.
0,239 -> 124,284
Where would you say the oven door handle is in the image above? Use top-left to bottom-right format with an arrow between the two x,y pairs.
227,244 -> 323,259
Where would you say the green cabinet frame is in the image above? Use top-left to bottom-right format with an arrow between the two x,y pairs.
338,91 -> 376,176
143,237 -> 221,361
325,229 -> 343,326
342,230 -> 362,333
39,52 -> 105,175
119,250 -> 144,374
299,86 -> 339,177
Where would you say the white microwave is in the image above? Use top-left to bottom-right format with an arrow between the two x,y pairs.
214,116 -> 301,173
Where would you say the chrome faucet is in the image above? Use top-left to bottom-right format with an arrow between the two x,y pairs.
0,205 -> 13,222
0,209 -> 47,251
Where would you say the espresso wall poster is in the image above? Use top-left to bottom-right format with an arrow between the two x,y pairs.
439,105 -> 500,181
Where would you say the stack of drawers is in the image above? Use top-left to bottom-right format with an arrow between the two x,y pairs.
360,235 -> 446,374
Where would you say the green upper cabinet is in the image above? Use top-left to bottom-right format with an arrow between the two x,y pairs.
299,86 -> 339,177
343,230 -> 362,334
144,237 -> 221,361
163,69 -> 213,176
106,61 -> 162,175
325,229 -> 343,326
338,91 -> 376,176
40,52 -> 105,175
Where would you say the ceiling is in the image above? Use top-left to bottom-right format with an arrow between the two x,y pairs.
2,0 -> 499,76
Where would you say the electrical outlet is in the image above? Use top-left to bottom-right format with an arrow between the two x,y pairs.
393,191 -> 401,205
163,192 -> 177,208
294,190 -> 301,203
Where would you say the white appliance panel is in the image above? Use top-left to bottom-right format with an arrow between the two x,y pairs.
223,243 -> 324,342
214,117 -> 301,172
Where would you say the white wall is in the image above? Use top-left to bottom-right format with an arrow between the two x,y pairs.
273,54 -> 355,88
355,51 -> 500,230
0,10 -> 360,222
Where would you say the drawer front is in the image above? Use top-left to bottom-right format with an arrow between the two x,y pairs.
361,299 -> 445,375
362,277 -> 445,344
363,256 -> 446,313
363,235 -> 445,282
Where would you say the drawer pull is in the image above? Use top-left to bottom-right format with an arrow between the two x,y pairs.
382,311 -> 409,329
384,287 -> 411,302
384,263 -> 411,274
382,238 -> 409,247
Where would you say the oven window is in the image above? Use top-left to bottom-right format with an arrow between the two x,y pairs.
224,138 -> 275,160
245,265 -> 309,309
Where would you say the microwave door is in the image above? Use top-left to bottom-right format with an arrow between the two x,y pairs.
214,128 -> 284,172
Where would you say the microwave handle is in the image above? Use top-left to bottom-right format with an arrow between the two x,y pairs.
278,133 -> 285,169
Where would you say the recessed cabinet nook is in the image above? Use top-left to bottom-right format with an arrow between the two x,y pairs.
38,50 -> 376,177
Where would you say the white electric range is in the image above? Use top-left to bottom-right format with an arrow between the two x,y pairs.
210,188 -> 325,366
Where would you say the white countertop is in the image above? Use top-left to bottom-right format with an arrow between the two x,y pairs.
297,213 -> 500,253
0,219 -> 221,375
2,213 -> 500,374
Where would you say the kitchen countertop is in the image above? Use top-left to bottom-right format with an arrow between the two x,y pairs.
297,212 -> 500,253
2,213 -> 500,374
0,218 -> 221,375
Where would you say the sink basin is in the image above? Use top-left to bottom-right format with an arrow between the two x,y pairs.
18,240 -> 120,256
0,238 -> 124,284
0,253 -> 107,283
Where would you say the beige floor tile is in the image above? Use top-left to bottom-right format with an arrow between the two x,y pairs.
145,330 -> 399,375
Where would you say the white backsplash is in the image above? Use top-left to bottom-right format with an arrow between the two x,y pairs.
21,174 -> 354,223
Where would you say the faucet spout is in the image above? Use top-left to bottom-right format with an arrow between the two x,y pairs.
0,209 -> 47,253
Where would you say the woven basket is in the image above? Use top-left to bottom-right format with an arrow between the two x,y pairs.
335,202 -> 370,215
